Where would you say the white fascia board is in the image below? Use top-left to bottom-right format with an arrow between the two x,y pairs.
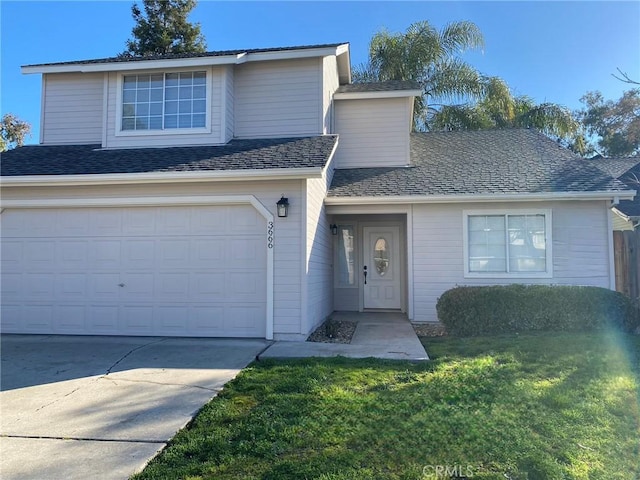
325,190 -> 637,205
1,167 -> 323,188
244,45 -> 345,62
22,55 -> 244,74
334,89 -> 423,100
21,45 -> 349,75
320,136 -> 340,177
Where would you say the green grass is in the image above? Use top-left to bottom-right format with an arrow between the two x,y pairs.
133,332 -> 640,480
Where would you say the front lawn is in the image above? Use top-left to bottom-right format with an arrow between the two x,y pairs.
133,332 -> 639,479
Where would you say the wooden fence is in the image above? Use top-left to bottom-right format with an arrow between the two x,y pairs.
614,230 -> 640,300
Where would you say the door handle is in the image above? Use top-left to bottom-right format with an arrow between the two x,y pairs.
363,265 -> 367,285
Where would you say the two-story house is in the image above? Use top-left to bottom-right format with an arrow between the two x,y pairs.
1,43 -> 634,340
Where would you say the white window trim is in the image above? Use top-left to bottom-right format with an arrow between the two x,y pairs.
114,67 -> 212,136
463,209 -> 553,279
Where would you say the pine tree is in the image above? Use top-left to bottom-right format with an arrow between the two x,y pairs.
124,0 -> 206,57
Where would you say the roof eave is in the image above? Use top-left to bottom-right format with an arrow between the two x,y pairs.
22,44 -> 351,75
0,167 -> 324,188
325,190 -> 637,205
334,89 -> 422,100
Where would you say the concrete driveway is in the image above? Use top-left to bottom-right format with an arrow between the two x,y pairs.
0,335 -> 269,480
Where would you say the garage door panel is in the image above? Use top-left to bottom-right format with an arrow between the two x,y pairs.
156,306 -> 188,332
121,273 -> 155,300
25,241 -> 56,268
23,305 -> 54,332
26,273 -> 55,299
226,271 -> 265,301
229,238 -> 262,267
1,274 -> 22,301
1,206 -> 267,337
191,209 -> 227,235
225,305 -> 263,331
88,305 -> 119,333
193,239 -> 227,267
157,207 -> 191,234
91,274 -> 121,299
191,273 -> 225,298
123,240 -> 156,269
156,273 -> 190,298
158,239 -> 190,267
123,208 -> 157,235
91,240 -> 122,269
189,306 -> 225,332
89,209 -> 123,236
57,241 -> 89,269
57,273 -> 87,299
1,305 -> 21,331
53,305 -> 86,331
57,210 -> 91,236
2,242 -> 23,271
121,305 -> 155,334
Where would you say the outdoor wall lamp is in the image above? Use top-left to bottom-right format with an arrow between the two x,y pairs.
276,196 -> 289,218
330,224 -> 338,235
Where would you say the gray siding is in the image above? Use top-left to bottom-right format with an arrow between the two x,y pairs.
224,66 -> 234,142
304,163 -> 336,334
234,58 -> 322,138
333,97 -> 412,168
411,201 -> 612,322
41,73 -> 104,145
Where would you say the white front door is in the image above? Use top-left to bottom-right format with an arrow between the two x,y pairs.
363,226 -> 401,309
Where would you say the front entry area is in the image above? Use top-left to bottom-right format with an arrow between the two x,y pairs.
331,215 -> 407,314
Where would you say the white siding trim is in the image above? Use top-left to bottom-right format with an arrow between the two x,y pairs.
1,194 -> 275,339
300,180 -> 308,334
1,167 -> 323,188
334,90 -> 421,100
462,208 -> 553,279
39,77 -> 46,144
102,73 -> 108,147
608,206 -> 616,290
326,191 -> 636,204
407,204 -> 414,320
220,66 -> 228,144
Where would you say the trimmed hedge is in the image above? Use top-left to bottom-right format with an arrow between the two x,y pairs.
436,284 -> 639,336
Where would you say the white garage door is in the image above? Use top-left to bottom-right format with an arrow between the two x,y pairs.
1,205 -> 267,337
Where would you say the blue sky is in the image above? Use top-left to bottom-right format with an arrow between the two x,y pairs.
1,1 -> 639,145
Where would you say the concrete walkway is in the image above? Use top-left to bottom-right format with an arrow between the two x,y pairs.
260,312 -> 429,361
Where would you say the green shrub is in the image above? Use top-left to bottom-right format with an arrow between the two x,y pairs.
436,284 -> 639,336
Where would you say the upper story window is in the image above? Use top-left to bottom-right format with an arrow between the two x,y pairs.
121,71 -> 206,131
463,210 -> 552,278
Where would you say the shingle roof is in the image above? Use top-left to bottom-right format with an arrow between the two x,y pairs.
591,156 -> 640,179
328,129 -> 628,197
0,136 -> 338,176
24,43 -> 348,68
596,158 -> 640,217
336,80 -> 421,94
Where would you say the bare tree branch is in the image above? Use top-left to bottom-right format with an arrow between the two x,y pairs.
612,68 -> 640,86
